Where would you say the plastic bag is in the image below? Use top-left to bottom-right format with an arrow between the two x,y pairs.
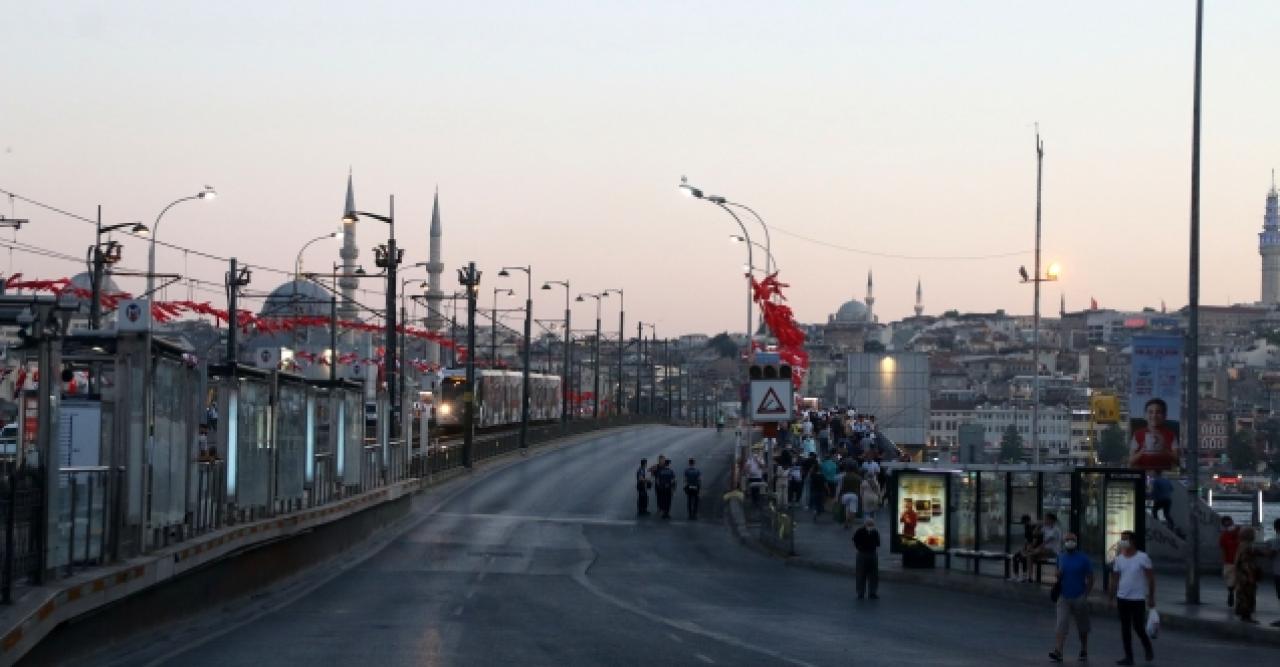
1145,609 -> 1160,639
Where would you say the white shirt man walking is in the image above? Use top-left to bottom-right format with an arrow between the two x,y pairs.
1109,530 -> 1155,665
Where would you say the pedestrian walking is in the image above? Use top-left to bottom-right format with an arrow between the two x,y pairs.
787,462 -> 804,506
853,517 -> 880,599
1233,526 -> 1262,624
807,460 -> 827,521
859,474 -> 881,519
1049,532 -> 1093,663
683,458 -> 702,520
1266,518 -> 1280,627
654,459 -> 676,519
1109,530 -> 1154,666
837,473 -> 860,530
635,459 -> 651,516
1218,515 -> 1241,607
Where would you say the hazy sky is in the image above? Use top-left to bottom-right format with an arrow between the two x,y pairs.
3,1 -> 1278,336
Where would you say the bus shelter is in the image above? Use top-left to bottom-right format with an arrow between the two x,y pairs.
885,464 -> 1143,579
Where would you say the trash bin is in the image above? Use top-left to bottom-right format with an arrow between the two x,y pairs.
902,542 -> 937,569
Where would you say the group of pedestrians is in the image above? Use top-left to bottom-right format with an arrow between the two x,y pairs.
635,455 -> 701,520
1219,515 -> 1280,626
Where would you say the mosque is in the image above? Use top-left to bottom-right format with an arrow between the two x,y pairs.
243,173 -> 446,388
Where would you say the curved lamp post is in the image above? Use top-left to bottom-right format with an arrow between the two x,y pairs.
542,279 -> 571,423
498,265 -> 534,448
146,186 -> 215,298
295,231 -> 340,279
679,178 -> 754,351
576,292 -> 606,418
603,288 -> 624,415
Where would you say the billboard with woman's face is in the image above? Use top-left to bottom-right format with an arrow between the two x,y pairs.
1127,335 -> 1183,470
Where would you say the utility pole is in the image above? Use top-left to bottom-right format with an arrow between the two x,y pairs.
1185,0 -> 1205,605
329,296 -> 338,382
457,262 -> 481,468
1032,130 -> 1044,466
225,258 -> 251,365
664,339 -> 672,421
635,322 -> 644,415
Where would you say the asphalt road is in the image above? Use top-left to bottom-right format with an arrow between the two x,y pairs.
78,426 -> 1280,666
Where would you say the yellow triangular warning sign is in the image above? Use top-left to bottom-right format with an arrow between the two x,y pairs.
757,387 -> 787,415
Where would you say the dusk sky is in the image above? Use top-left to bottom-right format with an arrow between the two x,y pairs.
3,1 -> 1278,336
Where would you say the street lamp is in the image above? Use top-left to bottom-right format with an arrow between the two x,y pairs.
576,292 -> 606,418
730,235 -> 779,273
642,322 -> 657,415
491,287 -> 515,367
682,176 -> 774,274
146,186 -> 215,298
1019,249 -> 1060,466
603,288 -> 624,415
542,279 -> 571,423
499,265 -> 534,448
89,214 -> 150,329
295,232 -> 341,279
679,178 -> 754,354
343,196 -> 403,445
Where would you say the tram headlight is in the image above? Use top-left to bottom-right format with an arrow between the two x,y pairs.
439,403 -> 452,416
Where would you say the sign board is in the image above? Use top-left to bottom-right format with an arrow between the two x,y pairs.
254,347 -> 282,370
58,400 -> 101,468
749,379 -> 793,422
116,299 -> 151,332
1128,335 -> 1183,470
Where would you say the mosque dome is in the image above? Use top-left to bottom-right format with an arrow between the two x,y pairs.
833,299 -> 870,323
259,279 -> 334,319
60,272 -> 122,313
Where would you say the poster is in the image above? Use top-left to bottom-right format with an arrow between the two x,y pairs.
1127,335 -> 1183,470
1105,483 -> 1136,561
897,473 -> 947,552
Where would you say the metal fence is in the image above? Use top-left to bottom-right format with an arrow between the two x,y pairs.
0,466 -> 43,603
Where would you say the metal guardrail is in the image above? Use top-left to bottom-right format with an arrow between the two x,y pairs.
1,465 -> 43,603
59,466 -> 116,575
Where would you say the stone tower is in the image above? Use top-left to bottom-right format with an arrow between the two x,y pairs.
914,278 -> 923,317
1261,171 -> 1280,304
424,189 -> 445,368
339,171 -> 360,322
865,270 -> 875,322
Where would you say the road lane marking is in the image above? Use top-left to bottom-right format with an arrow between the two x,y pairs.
695,653 -> 715,664
570,569 -> 815,667
434,512 -> 637,527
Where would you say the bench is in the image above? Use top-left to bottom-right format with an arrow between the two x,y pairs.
949,549 -> 1012,577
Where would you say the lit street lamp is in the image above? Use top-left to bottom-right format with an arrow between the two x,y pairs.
1019,241 -> 1061,466
295,232 -> 341,279
146,186 -> 215,298
730,235 -> 779,274
343,196 -> 403,442
679,177 -> 754,354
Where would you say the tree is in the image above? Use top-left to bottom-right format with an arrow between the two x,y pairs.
1097,423 -> 1128,466
999,424 -> 1024,463
1228,428 -> 1258,472
705,333 -> 738,359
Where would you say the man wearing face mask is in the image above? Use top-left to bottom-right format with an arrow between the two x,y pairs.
1109,530 -> 1155,665
1049,532 -> 1093,663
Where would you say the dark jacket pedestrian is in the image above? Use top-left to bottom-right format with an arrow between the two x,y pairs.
853,518 -> 880,599
683,459 -> 702,520
654,460 -> 677,519
635,459 -> 650,516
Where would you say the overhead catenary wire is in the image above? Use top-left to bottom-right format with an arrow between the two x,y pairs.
767,223 -> 1031,261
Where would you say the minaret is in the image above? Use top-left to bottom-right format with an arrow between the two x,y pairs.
1059,293 -> 1066,317
1261,170 -> 1280,304
914,278 -> 923,317
338,171 -> 360,322
865,270 -> 875,322
424,188 -> 445,368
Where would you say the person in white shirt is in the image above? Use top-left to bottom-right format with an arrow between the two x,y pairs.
1109,530 -> 1154,665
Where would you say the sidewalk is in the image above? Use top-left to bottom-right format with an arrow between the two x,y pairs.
727,496 -> 1280,647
